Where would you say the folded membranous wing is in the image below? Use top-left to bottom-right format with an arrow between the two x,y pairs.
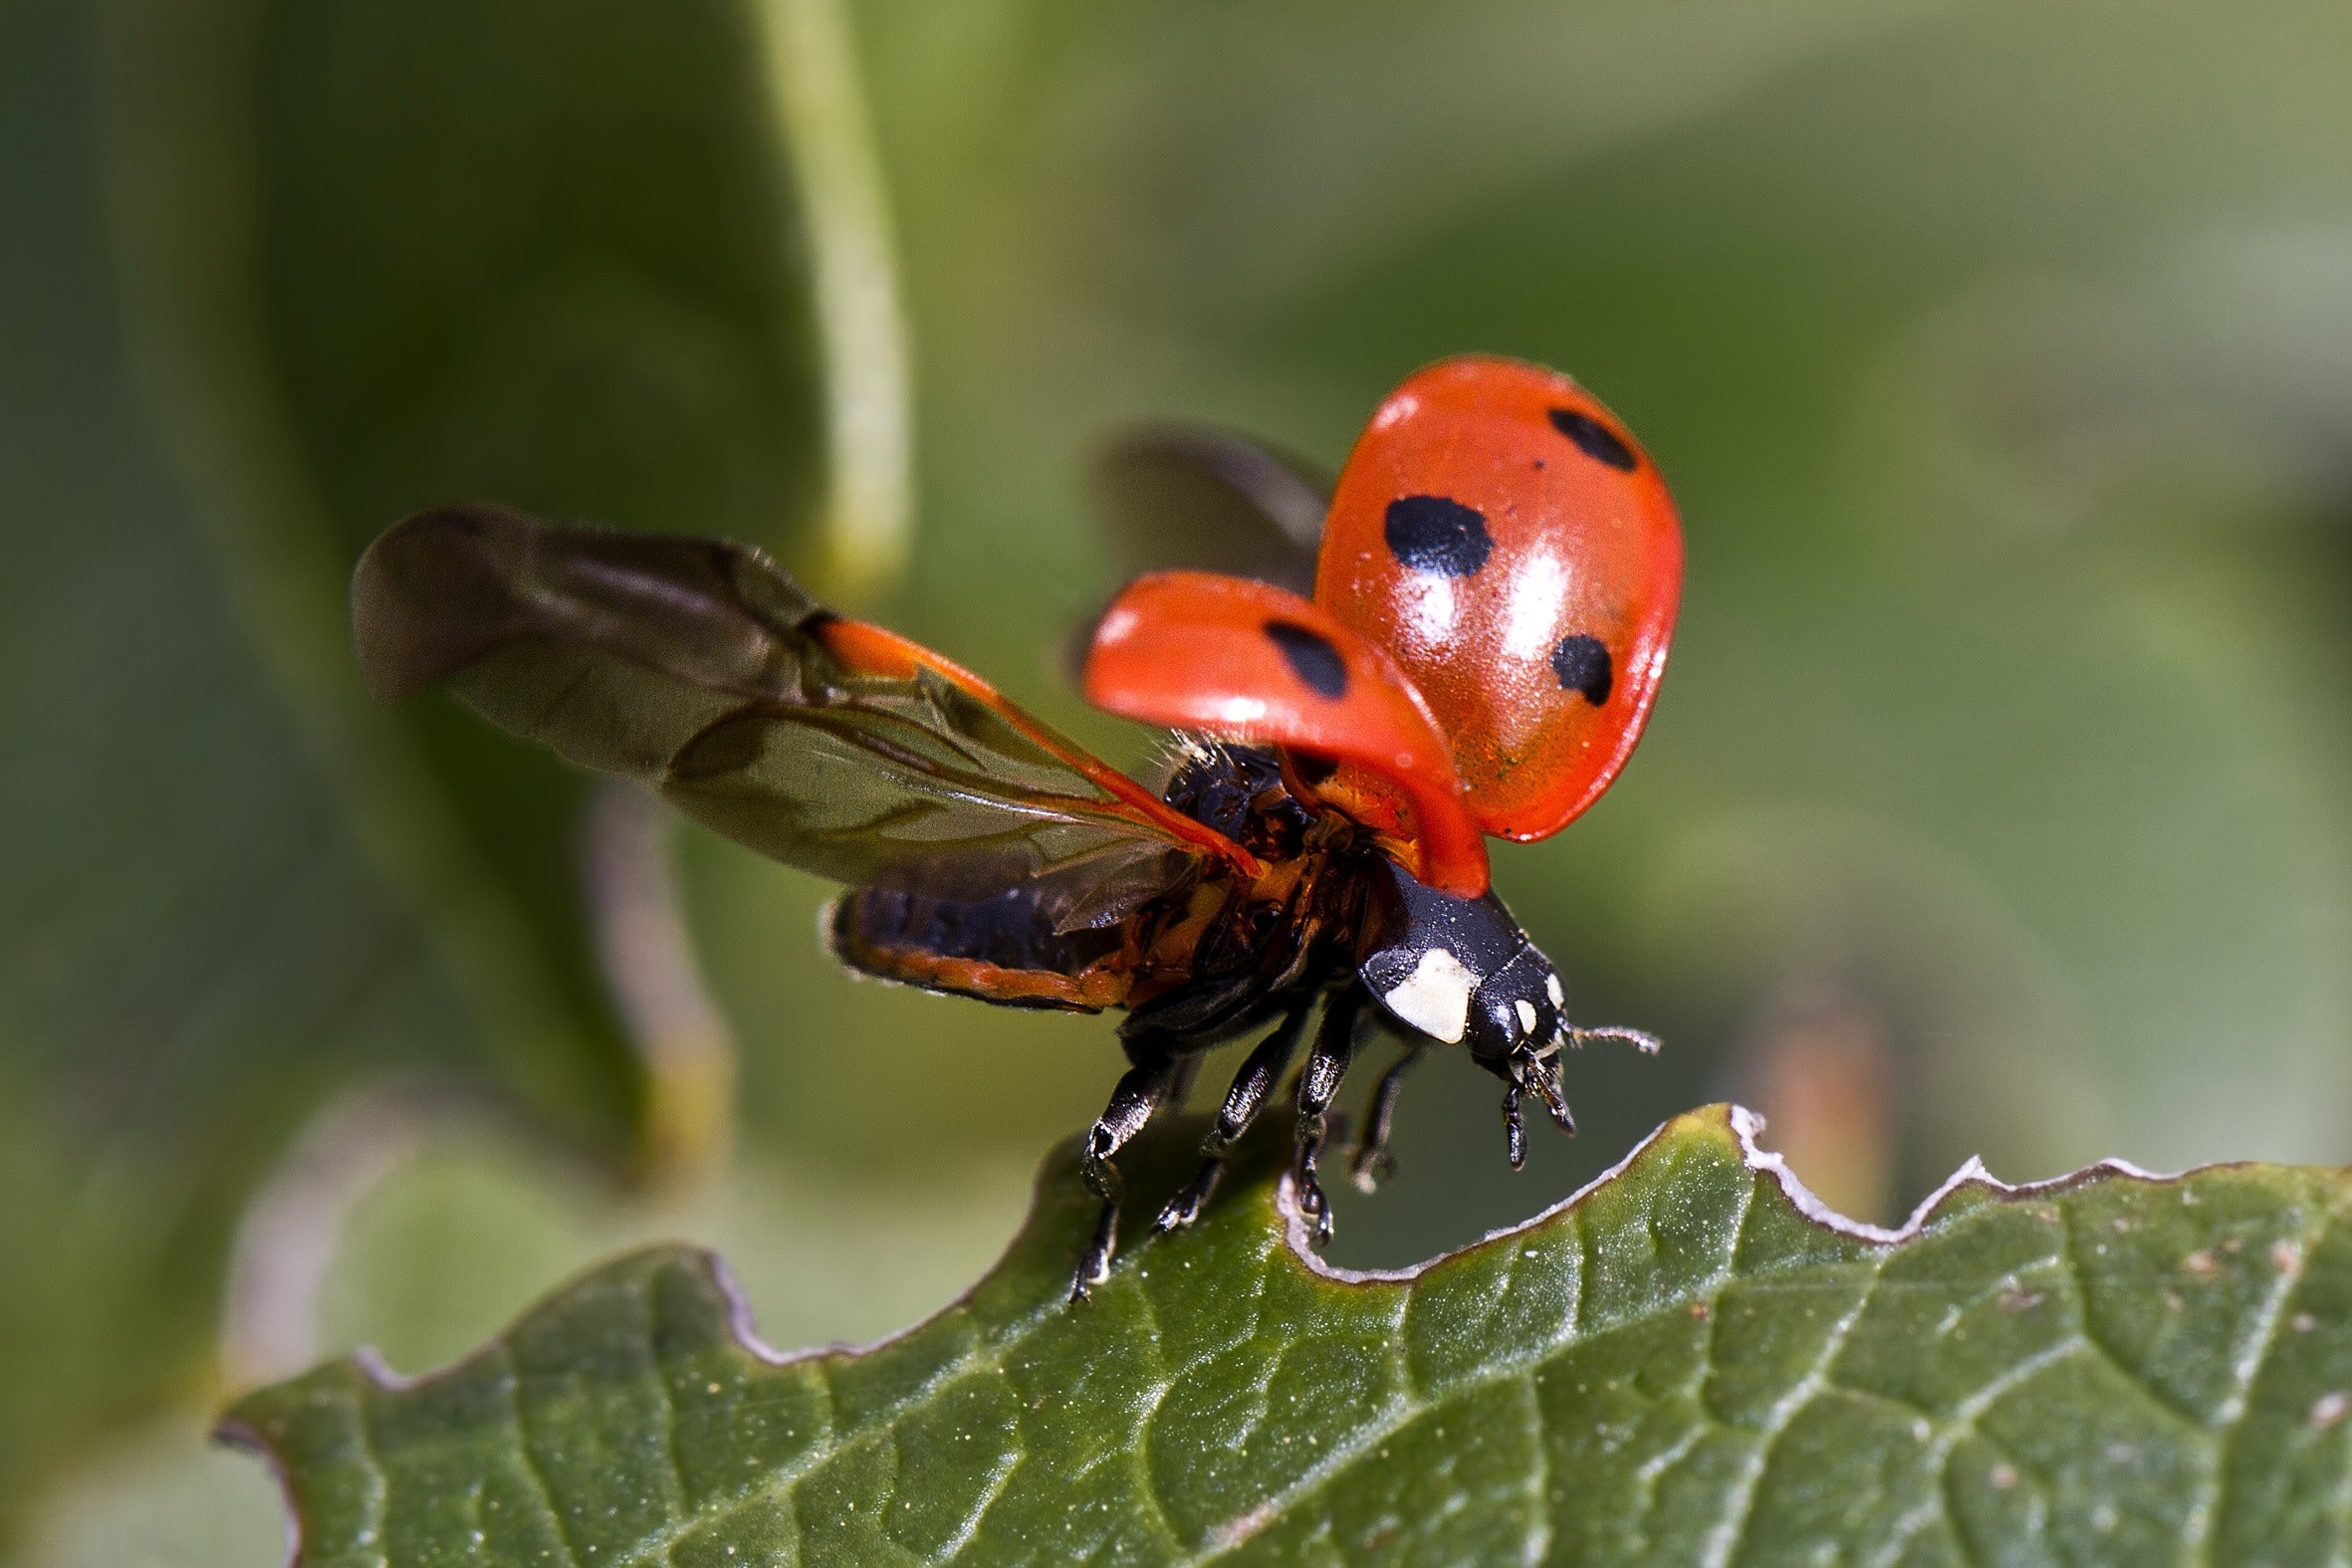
353,504 -> 1256,930
1088,426 -> 1330,596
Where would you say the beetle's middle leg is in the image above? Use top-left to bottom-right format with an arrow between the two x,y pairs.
1155,997 -> 1315,1233
1291,983 -> 1368,1248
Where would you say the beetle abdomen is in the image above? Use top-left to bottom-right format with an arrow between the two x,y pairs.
826,885 -> 1132,1011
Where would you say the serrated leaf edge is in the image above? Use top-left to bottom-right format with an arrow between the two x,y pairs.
215,1099 -> 2267,1568
1279,1101 -> 2189,1288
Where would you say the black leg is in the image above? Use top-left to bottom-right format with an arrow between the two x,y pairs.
1502,1079 -> 1528,1171
1157,1000 -> 1313,1232
1071,1034 -> 1185,1302
1489,1022 -> 1652,1171
1497,1047 -> 1574,1173
1292,985 -> 1367,1248
1348,1044 -> 1425,1193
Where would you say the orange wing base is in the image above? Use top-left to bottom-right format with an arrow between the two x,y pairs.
815,614 -> 1262,878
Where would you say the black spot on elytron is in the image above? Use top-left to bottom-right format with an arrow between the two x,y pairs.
1383,495 -> 1492,576
1266,620 -> 1348,699
1547,407 -> 1638,472
1551,634 -> 1613,705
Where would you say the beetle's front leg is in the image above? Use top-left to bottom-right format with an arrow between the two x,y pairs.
1497,1045 -> 1574,1172
1157,999 -> 1314,1232
1348,1042 -> 1425,1193
1291,984 -> 1367,1248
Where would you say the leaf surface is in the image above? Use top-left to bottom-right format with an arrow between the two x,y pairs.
226,1105 -> 2352,1565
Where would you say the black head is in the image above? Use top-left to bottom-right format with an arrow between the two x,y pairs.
1356,860 -> 1565,1061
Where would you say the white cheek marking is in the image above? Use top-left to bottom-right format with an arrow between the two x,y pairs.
1545,973 -> 1564,1007
1383,949 -> 1477,1043
1516,999 -> 1538,1035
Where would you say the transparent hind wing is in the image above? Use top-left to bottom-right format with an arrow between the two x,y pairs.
353,503 -> 1256,917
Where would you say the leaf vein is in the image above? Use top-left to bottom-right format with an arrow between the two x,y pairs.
1702,1249 -> 1885,1568
1125,1271 -> 1189,1554
2196,1194 -> 2344,1566
2058,1205 -> 2212,1439
1866,1335 -> 2089,1568
638,1281 -> 693,1528
499,1344 -> 588,1568
939,1444 -> 1023,1563
1517,1375 -> 1551,1567
346,1373 -> 394,1568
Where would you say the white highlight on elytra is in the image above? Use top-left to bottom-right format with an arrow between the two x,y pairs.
1544,972 -> 1563,1007
1502,553 -> 1569,662
1209,696 -> 1268,726
1382,948 -> 1478,1043
1515,999 -> 1538,1035
1370,393 -> 1420,431
1404,574 -> 1455,648
1095,605 -> 1139,644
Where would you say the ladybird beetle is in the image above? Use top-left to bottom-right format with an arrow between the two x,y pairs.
351,354 -> 1683,1299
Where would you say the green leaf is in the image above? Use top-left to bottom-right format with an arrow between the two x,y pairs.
92,0 -> 847,1174
224,1104 -> 2352,1564
0,0 -> 889,1530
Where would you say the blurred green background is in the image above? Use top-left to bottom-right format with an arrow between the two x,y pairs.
8,0 -> 2352,1558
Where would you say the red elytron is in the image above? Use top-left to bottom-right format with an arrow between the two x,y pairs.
1317,357 -> 1683,840
1087,356 -> 1683,889
353,354 -> 1684,1299
1083,568 -> 1485,898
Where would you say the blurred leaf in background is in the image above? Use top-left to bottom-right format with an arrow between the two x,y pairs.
12,0 -> 2352,1560
3,0 -> 858,1544
96,0 -> 834,1181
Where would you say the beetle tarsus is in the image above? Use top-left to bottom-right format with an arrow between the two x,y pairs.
1294,1155 -> 1332,1248
1502,1081 -> 1528,1170
1290,987 -> 1366,1246
1155,1160 -> 1221,1233
1348,1044 -> 1423,1192
1070,1040 -> 1184,1300
1070,1196 -> 1119,1303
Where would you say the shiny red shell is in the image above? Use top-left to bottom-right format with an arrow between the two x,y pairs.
1315,356 -> 1683,842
